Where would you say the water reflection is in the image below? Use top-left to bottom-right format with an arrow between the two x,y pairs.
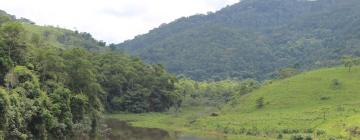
106,119 -> 225,140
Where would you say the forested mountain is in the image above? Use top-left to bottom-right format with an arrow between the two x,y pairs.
117,0 -> 360,80
0,11 -> 180,139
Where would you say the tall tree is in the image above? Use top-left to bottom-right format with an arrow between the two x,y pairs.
342,55 -> 360,72
0,22 -> 26,64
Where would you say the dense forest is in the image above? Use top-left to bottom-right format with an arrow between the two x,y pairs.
117,0 -> 360,80
0,11 -> 181,139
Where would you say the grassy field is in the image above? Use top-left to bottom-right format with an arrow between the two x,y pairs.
108,67 -> 360,140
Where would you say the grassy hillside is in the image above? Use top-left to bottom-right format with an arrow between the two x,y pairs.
1,9 -> 106,51
117,0 -> 360,80
22,23 -> 106,50
109,66 -> 360,139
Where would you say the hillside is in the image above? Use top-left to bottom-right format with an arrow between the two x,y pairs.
112,66 -> 360,139
0,10 -> 106,51
0,10 -> 181,139
22,24 -> 106,50
117,0 -> 360,80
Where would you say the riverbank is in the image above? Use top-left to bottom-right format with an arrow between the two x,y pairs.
106,107 -> 273,140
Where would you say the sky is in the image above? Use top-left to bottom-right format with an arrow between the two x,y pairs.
0,0 -> 239,44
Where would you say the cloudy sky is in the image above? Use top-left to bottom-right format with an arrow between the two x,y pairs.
0,0 -> 239,43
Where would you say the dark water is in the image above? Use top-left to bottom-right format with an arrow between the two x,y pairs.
106,119 -> 225,140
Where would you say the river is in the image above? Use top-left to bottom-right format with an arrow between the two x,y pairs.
106,119 -> 226,140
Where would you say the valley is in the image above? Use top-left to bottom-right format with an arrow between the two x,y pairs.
1,0 -> 360,140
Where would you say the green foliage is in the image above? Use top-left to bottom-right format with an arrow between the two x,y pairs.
174,78 -> 259,109
0,56 -> 12,85
0,88 -> 9,130
347,126 -> 360,137
94,52 -> 179,113
0,10 -> 13,25
0,22 -> 27,65
278,68 -> 299,79
331,79 -> 341,90
342,55 -> 360,72
256,97 -> 264,109
290,134 -> 312,140
48,87 -> 73,139
0,11 -> 180,139
118,0 -> 360,81
71,94 -> 89,123
3,66 -> 52,140
0,21 -> 27,85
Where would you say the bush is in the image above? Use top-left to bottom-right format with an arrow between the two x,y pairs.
331,79 -> 341,89
305,135 -> 312,140
71,94 -> 89,122
290,134 -> 302,140
316,129 -> 326,136
282,128 -> 300,134
320,96 -> 331,100
303,128 -> 314,133
256,97 -> 264,109
278,68 -> 299,79
0,89 -> 9,130
347,126 -> 360,136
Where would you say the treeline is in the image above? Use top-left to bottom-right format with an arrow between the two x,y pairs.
0,14 -> 180,139
174,78 -> 260,111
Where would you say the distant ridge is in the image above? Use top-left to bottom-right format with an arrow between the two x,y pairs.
117,0 -> 360,80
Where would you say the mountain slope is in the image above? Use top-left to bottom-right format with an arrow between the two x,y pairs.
113,66 -> 360,139
0,10 -> 106,51
117,0 -> 360,80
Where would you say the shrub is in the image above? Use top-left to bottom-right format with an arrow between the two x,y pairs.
223,127 -> 230,134
305,135 -> 312,140
256,97 -> 264,109
290,134 -> 312,140
347,126 -> 360,136
282,128 -> 300,134
316,129 -> 326,136
278,68 -> 299,79
303,128 -> 314,133
331,79 -> 341,89
290,134 -> 303,140
320,96 -> 331,101
0,89 -> 9,130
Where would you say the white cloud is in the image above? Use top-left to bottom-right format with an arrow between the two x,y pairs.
0,0 -> 239,43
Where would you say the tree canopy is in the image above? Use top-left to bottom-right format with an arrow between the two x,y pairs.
0,12 -> 180,139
